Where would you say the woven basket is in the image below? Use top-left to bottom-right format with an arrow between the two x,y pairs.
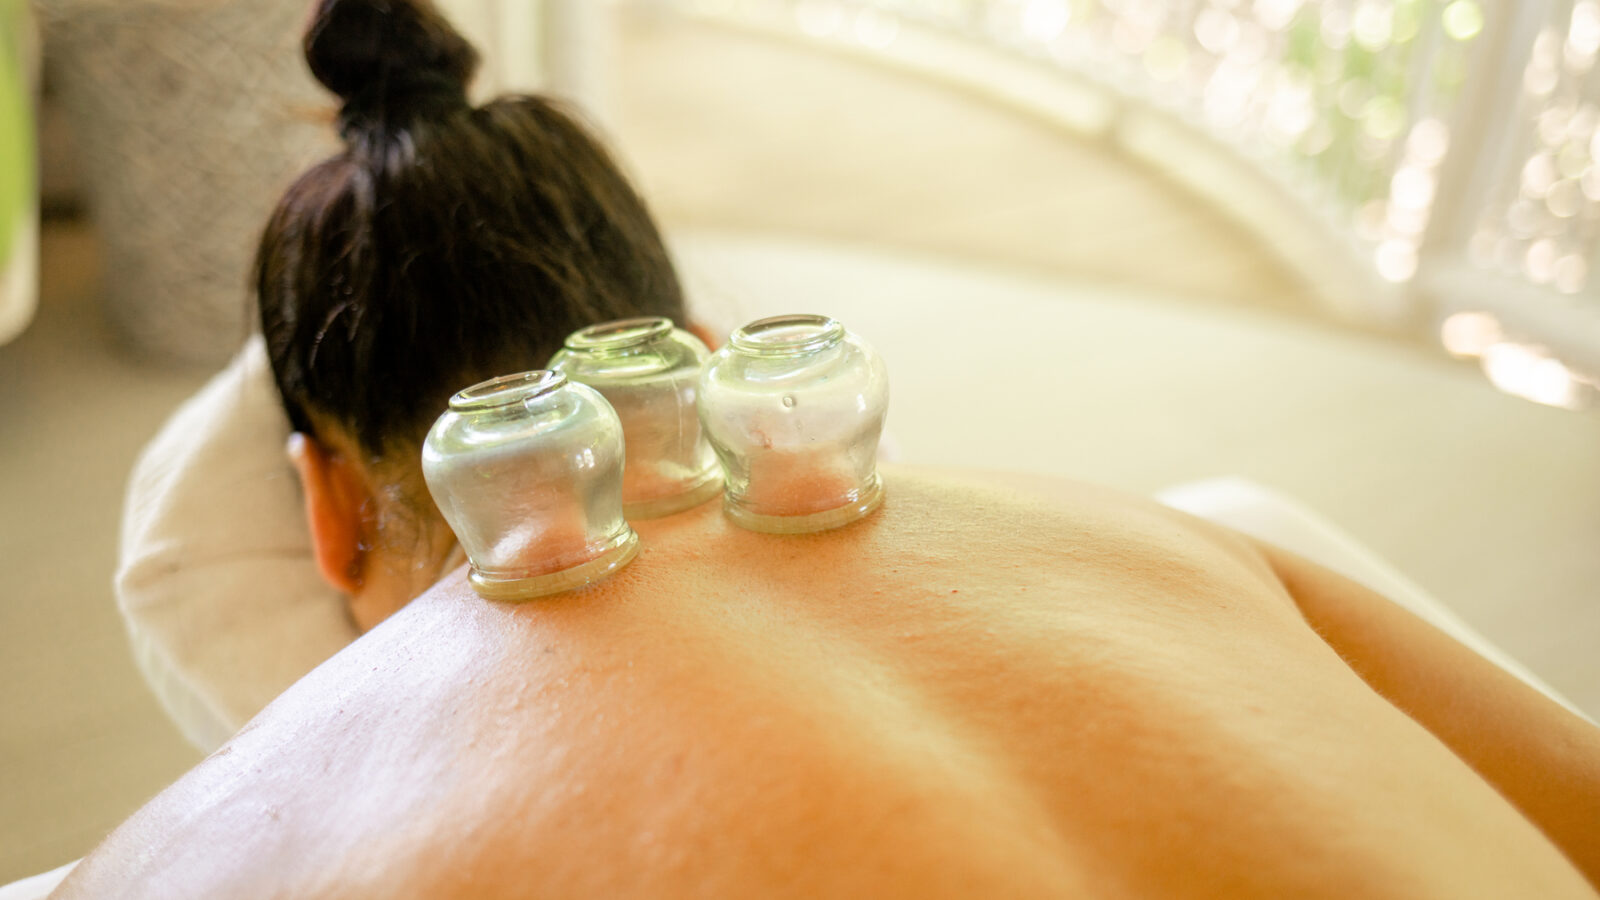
42,0 -> 336,364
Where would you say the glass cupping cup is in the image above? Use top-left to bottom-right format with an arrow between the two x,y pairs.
548,317 -> 722,519
422,370 -> 638,600
698,314 -> 889,533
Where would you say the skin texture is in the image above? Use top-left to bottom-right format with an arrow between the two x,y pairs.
56,467 -> 1600,898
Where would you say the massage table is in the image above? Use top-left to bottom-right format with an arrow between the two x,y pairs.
8,234 -> 1591,896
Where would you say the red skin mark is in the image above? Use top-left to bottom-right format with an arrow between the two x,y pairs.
740,448 -> 860,517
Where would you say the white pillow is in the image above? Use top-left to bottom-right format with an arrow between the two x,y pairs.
0,860 -> 77,900
116,336 -> 356,752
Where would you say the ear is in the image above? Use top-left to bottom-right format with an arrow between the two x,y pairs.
287,432 -> 370,594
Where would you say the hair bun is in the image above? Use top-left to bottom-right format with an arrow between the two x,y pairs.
304,0 -> 479,127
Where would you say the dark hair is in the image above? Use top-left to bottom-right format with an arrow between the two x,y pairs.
257,0 -> 686,462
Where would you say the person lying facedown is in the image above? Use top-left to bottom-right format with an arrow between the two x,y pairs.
61,465 -> 1600,898
84,4 -> 1598,891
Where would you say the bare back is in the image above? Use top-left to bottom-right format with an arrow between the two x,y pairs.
57,468 -> 1597,898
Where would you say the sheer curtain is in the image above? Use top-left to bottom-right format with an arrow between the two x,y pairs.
610,0 -> 1600,407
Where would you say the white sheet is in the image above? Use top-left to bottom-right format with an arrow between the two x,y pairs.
0,861 -> 76,900
1157,477 -> 1592,724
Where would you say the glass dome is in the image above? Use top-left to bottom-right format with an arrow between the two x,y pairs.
548,317 -> 722,518
698,314 -> 889,533
421,370 -> 638,600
